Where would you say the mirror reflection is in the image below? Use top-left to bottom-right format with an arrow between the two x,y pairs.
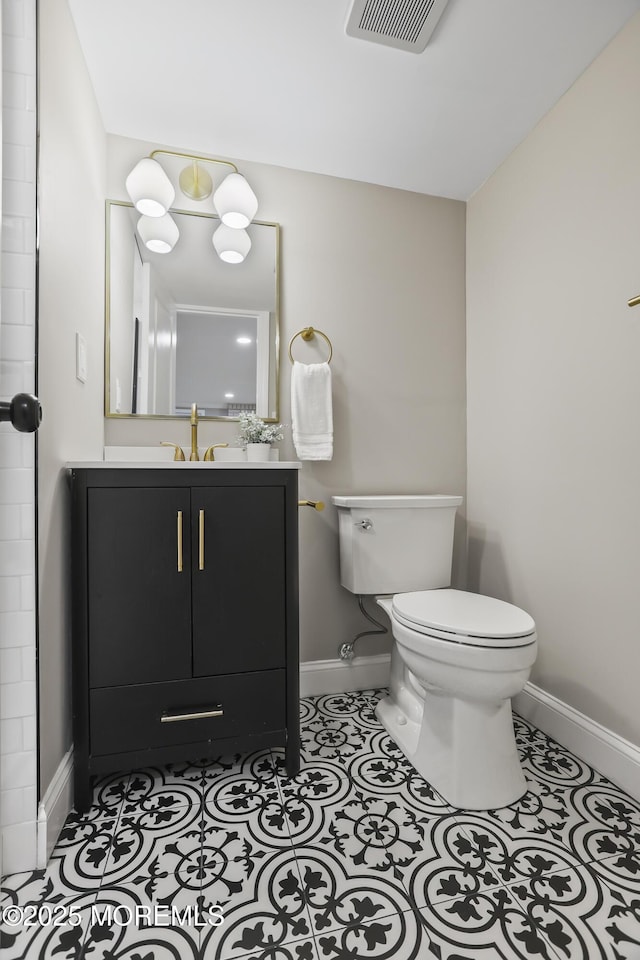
106,201 -> 279,420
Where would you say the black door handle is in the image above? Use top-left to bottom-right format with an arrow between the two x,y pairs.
0,393 -> 42,433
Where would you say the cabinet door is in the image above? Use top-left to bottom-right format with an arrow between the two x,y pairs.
191,485 -> 286,676
88,487 -> 192,687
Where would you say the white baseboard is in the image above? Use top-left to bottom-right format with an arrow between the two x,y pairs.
514,682 -> 640,801
37,747 -> 74,869
300,653 -> 391,697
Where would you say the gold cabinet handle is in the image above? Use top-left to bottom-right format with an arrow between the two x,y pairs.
298,499 -> 325,511
199,509 -> 205,570
177,511 -> 184,572
161,706 -> 224,723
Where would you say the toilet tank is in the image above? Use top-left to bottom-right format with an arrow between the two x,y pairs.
331,495 -> 463,595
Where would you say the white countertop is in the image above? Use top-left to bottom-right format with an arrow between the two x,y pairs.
66,460 -> 301,470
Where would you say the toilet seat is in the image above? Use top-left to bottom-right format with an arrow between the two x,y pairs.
392,588 -> 536,649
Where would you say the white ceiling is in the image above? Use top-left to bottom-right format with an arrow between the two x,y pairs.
67,0 -> 640,201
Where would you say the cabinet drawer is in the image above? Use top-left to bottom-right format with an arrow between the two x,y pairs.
90,671 -> 285,756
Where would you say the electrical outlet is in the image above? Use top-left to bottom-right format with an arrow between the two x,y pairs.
76,332 -> 87,383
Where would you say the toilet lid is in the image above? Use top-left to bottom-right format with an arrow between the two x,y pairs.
392,589 -> 536,647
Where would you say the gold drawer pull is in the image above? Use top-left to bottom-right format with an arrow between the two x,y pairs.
199,509 -> 205,570
161,706 -> 224,723
177,511 -> 183,572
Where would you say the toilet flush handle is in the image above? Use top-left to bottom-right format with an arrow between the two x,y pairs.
356,518 -> 373,531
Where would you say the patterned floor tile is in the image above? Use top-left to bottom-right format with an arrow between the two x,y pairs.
417,885 -> 561,960
449,812 -> 587,887
291,781 -> 434,883
0,869 -> 46,908
516,738 -> 605,787
299,716 -> 379,770
277,766 -> 358,848
201,772 -> 295,858
591,852 -> 640,898
314,907 -> 429,959
233,941 -> 319,960
566,781 -> 640,869
507,861 -> 640,959
67,770 -> 130,825
347,729 -> 454,816
464,770 -> 577,846
392,814 -> 510,909
1,893 -> 98,960
45,817 -> 120,898
82,888 -> 201,958
301,690 -> 385,729
198,848 -> 314,959
292,846 -> 412,937
98,804 -> 205,902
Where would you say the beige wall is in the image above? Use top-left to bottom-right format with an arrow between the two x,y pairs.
38,0 -> 106,791
467,13 -> 640,745
105,136 -> 468,664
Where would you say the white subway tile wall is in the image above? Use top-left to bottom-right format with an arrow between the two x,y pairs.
0,0 -> 38,873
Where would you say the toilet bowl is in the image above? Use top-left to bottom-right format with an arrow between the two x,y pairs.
331,495 -> 538,810
377,589 -> 536,809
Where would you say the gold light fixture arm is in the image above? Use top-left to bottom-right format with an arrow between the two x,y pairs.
150,149 -> 238,174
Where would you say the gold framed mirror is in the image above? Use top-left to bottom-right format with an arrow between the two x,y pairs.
105,201 -> 280,420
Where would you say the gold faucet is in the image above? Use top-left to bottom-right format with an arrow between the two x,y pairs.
190,402 -> 199,460
161,405 -> 229,462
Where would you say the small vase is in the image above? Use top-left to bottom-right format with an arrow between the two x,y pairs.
246,443 -> 271,462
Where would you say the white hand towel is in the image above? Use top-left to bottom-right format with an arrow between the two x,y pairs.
291,360 -> 333,460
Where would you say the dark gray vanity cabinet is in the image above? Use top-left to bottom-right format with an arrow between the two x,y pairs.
70,466 -> 300,813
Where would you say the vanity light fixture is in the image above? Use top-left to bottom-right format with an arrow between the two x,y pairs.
125,149 -> 259,262
213,172 -> 258,228
213,223 -> 251,264
125,157 -> 175,217
137,213 -> 180,254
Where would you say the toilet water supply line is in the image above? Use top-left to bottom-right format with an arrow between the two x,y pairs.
339,595 -> 388,661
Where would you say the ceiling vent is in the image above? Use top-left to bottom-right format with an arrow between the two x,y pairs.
345,0 -> 451,53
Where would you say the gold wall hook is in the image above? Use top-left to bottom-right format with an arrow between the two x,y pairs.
628,294 -> 640,308
298,499 -> 325,511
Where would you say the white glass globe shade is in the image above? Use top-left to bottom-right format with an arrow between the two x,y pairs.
213,173 -> 258,228
126,158 -> 175,217
137,214 -> 179,254
212,224 -> 251,263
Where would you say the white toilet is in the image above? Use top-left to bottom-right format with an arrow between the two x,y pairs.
331,494 -> 537,810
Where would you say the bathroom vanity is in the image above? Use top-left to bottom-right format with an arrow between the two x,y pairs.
69,462 -> 300,813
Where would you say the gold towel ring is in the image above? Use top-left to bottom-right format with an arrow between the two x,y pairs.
288,326 -> 333,364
